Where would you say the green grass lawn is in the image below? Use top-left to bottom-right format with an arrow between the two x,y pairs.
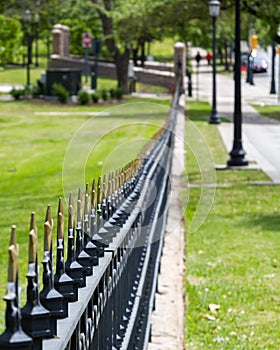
0,96 -> 169,332
253,104 -> 280,122
184,102 -> 280,349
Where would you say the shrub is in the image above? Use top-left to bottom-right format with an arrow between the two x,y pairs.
101,89 -> 108,101
52,83 -> 69,104
31,84 -> 41,98
109,88 -> 116,99
24,85 -> 33,98
10,87 -> 25,100
91,92 -> 99,103
78,89 -> 90,105
115,86 -> 124,100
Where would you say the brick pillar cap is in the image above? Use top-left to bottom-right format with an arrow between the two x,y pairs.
174,42 -> 185,49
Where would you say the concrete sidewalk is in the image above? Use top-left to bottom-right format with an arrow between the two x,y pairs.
148,96 -> 185,350
189,54 -> 280,183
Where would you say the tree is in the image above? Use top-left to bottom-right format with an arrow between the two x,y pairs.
0,15 -> 22,65
92,0 -> 131,91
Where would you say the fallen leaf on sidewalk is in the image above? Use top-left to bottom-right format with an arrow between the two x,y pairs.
208,303 -> 220,313
201,313 -> 217,321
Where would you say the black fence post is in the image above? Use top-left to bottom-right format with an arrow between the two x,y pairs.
65,193 -> 87,288
21,213 -> 51,350
40,205 -> 65,335
54,198 -> 76,308
0,226 -> 33,350
76,188 -> 94,275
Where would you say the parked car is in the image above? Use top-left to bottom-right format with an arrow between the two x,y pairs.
252,57 -> 268,73
240,54 -> 268,73
241,53 -> 248,67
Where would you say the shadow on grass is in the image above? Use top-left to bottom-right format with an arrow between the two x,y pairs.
244,214 -> 280,232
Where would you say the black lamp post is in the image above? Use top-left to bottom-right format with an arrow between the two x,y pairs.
24,9 -> 31,87
227,0 -> 248,166
270,41 -> 276,94
34,13 -> 39,67
208,0 -> 221,124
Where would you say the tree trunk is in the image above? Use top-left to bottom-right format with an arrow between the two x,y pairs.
93,0 -> 131,92
218,47 -> 223,65
114,48 -> 130,92
224,43 -> 229,71
132,47 -> 138,66
140,41 -> 145,67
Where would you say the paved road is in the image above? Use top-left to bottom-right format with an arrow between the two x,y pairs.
189,51 -> 280,183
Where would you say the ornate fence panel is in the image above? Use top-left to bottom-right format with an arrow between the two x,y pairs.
0,64 -> 183,350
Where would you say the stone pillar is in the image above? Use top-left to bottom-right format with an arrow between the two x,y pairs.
52,24 -> 70,57
174,42 -> 186,91
52,27 -> 63,55
62,25 -> 70,57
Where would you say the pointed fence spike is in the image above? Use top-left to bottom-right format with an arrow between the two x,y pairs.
85,184 -> 90,215
102,181 -> 107,200
29,212 -> 37,264
8,226 -> 18,284
44,205 -> 53,252
57,198 -> 64,240
91,179 -> 96,208
97,176 -> 102,204
78,187 -> 82,201
77,191 -> 83,223
108,176 -> 112,197
68,193 -> 74,230
111,172 -> 115,194
91,179 -> 96,209
10,225 -> 17,247
69,192 -> 74,207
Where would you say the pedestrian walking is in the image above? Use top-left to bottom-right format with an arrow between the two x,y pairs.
195,51 -> 202,66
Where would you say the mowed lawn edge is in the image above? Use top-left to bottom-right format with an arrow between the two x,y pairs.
184,102 -> 280,349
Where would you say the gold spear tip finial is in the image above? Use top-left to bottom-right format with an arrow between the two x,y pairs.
69,192 -> 73,207
29,212 -> 37,263
91,179 -> 96,208
84,184 -> 90,214
57,197 -> 64,240
77,188 -> 82,222
45,204 -> 52,222
8,226 -> 18,283
97,176 -> 102,204
102,181 -> 107,200
10,225 -> 17,246
30,211 -> 36,230
44,204 -> 53,252
78,187 -> 82,201
68,193 -> 74,229
108,175 -> 112,197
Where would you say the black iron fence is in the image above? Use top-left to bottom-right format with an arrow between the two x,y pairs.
0,70 -> 182,350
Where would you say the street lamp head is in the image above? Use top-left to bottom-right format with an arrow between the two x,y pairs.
24,9 -> 31,23
208,0 -> 221,18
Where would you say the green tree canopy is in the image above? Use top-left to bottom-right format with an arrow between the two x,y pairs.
0,15 -> 22,65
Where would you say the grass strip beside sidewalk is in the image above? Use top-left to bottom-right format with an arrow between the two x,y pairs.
184,102 -> 280,349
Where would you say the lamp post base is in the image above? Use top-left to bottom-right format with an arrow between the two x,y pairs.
209,111 -> 221,124
227,147 -> 248,166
